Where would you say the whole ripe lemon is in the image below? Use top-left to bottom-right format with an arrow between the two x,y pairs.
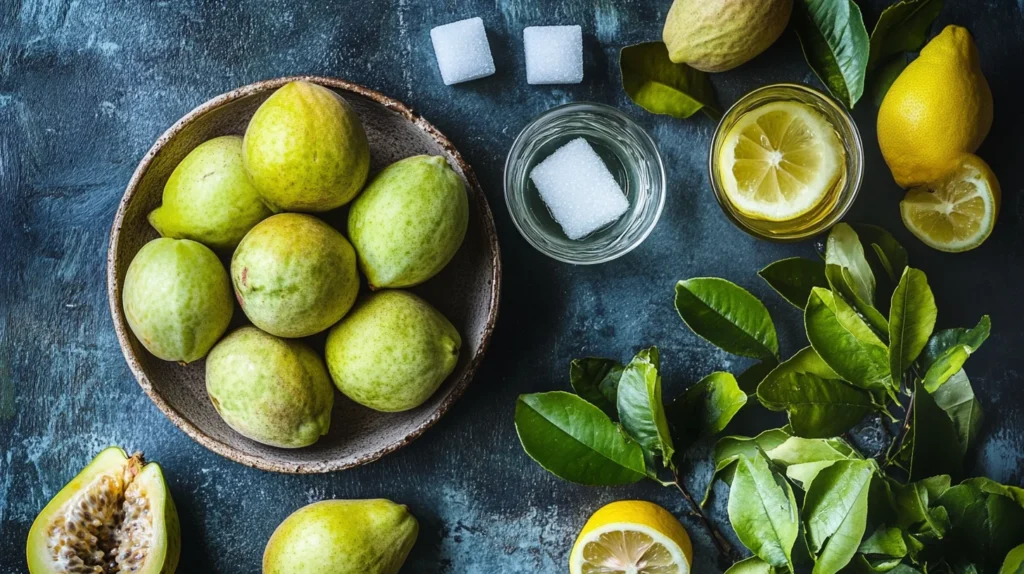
877,25 -> 992,188
569,500 -> 693,574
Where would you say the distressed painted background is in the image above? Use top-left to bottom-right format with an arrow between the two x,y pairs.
1,0 -> 1022,571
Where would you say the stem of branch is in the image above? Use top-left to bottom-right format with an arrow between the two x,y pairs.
898,395 -> 915,437
882,390 -> 916,467
671,469 -> 739,565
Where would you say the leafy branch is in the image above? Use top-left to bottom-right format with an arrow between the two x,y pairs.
514,223 -> 1022,573
671,468 -> 739,564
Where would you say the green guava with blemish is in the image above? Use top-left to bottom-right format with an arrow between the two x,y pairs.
122,238 -> 233,363
148,135 -> 272,251
231,213 -> 360,338
325,290 -> 461,412
205,327 -> 334,448
243,80 -> 370,212
348,155 -> 468,288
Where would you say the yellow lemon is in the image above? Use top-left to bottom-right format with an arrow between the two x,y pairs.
717,100 -> 845,222
901,154 -> 1000,252
569,500 -> 693,574
877,25 -> 993,188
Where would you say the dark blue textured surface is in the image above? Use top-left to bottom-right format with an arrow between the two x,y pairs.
1,1 -> 1022,571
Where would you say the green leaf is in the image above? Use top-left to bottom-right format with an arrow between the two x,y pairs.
826,223 -> 876,304
868,0 -> 944,70
765,346 -> 840,381
768,436 -> 860,467
759,257 -> 830,309
728,453 -> 800,569
960,477 -> 1024,508
803,460 -> 875,573
920,316 -> 991,370
894,379 -> 964,481
922,346 -> 969,393
617,348 -> 675,467
738,359 -> 781,395
620,42 -> 720,120
859,525 -> 908,558
792,0 -> 870,108
890,476 -> 951,539
675,278 -> 779,360
1000,543 -> 1024,574
845,554 -> 911,573
705,428 -> 792,505
931,370 -> 983,455
888,268 -> 937,382
515,392 -> 647,485
805,288 -> 891,391
758,371 -> 876,439
766,436 -> 861,489
667,372 -> 747,448
828,275 -> 889,346
825,224 -> 889,337
726,556 -> 775,574
850,224 -> 909,284
826,265 -> 891,338
938,483 -> 1024,570
570,358 -> 624,418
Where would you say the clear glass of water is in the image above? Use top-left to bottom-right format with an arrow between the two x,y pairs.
504,102 -> 666,264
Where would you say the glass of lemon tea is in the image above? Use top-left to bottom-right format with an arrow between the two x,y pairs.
709,83 -> 863,241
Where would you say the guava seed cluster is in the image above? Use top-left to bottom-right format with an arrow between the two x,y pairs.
44,460 -> 152,573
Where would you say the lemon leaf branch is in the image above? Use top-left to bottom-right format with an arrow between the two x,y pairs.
671,468 -> 740,565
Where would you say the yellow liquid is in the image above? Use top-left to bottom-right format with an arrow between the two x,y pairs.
710,85 -> 860,241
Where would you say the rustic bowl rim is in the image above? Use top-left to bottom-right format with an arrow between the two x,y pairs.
106,75 -> 502,474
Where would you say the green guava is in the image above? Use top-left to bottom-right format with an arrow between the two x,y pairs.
325,290 -> 460,412
206,327 -> 334,448
122,238 -> 233,363
231,213 -> 359,338
148,135 -> 272,251
263,499 -> 418,574
243,80 -> 370,212
348,155 -> 468,289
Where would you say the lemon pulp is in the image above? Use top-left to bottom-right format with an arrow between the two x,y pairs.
576,526 -> 686,574
570,501 -> 692,574
900,154 -> 1000,252
718,100 -> 845,222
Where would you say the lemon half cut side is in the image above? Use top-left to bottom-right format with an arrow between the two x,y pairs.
718,100 -> 845,222
570,501 -> 693,574
900,154 -> 1000,253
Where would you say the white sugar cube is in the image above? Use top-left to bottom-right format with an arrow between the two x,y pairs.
430,17 -> 496,85
524,25 -> 583,85
530,138 -> 629,240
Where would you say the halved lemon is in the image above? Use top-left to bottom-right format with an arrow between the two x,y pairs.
569,500 -> 693,574
718,101 -> 844,221
900,153 -> 1000,252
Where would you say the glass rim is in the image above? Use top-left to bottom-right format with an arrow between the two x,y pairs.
504,101 -> 666,264
707,83 -> 864,242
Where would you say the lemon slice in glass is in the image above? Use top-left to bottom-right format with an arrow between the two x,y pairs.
718,101 -> 844,221
900,154 -> 1000,252
570,501 -> 693,574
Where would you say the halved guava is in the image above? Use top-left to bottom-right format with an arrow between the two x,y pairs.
26,446 -> 181,573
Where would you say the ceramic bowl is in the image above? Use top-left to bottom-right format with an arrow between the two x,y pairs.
107,76 -> 501,473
